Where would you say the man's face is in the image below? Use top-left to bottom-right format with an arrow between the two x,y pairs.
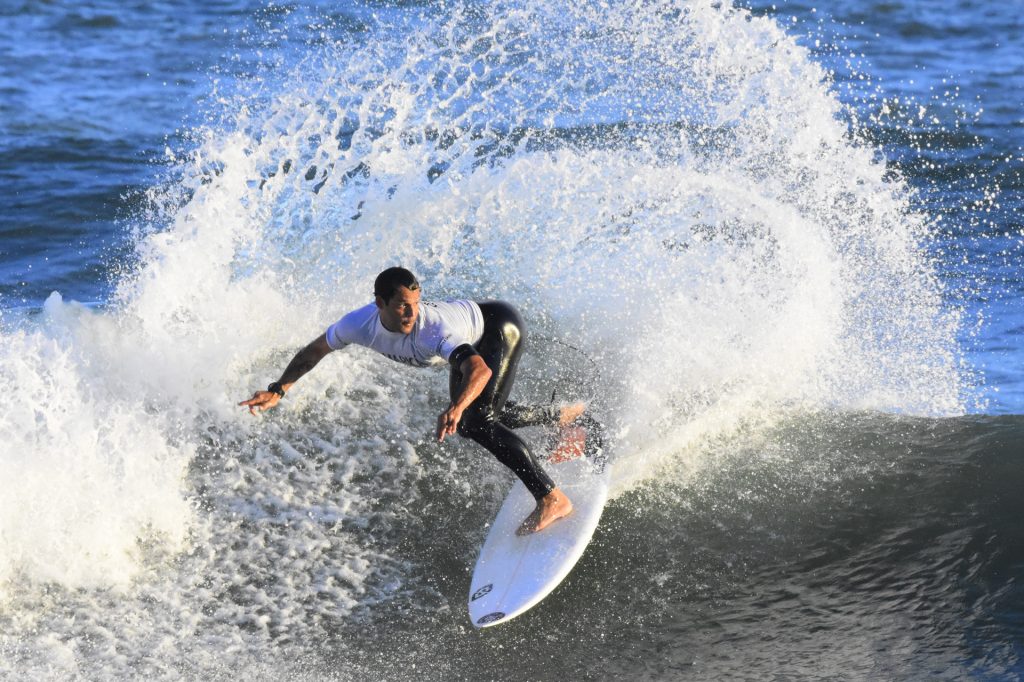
376,285 -> 421,334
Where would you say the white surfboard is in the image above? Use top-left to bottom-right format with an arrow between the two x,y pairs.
468,427 -> 610,628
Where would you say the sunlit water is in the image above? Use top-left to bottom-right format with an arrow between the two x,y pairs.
1,1 -> 1021,678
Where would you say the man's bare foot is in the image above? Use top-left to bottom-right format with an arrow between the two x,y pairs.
558,402 -> 587,426
517,488 -> 573,536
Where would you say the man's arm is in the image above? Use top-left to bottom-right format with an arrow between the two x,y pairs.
239,333 -> 335,414
437,354 -> 492,441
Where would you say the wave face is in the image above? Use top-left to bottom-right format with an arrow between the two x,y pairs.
0,0 -> 977,678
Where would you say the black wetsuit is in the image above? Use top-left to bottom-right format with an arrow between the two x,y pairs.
448,301 -> 558,500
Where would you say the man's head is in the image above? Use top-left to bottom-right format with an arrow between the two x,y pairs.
374,267 -> 421,334
374,267 -> 420,303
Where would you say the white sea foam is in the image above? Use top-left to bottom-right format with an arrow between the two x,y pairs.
0,0 -> 966,677
0,295 -> 192,593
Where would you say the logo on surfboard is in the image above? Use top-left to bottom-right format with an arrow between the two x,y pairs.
476,612 -> 505,625
471,584 -> 493,601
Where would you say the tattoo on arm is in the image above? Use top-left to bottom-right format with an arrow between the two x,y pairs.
277,335 -> 333,388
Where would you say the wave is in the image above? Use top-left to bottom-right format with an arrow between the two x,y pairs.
0,0 -> 976,677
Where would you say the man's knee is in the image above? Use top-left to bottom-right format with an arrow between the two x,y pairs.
457,408 -> 493,439
455,419 -> 473,439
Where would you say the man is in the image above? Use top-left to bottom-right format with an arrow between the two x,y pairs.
239,267 -> 583,534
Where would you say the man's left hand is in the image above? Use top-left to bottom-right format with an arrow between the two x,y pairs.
437,404 -> 464,442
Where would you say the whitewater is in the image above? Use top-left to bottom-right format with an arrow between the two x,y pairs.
3,0 -> 1019,678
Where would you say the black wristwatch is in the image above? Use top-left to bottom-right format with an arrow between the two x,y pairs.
267,382 -> 286,397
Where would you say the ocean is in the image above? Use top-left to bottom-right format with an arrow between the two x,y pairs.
1,0 -> 1022,679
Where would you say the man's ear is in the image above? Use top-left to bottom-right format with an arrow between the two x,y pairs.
374,294 -> 385,309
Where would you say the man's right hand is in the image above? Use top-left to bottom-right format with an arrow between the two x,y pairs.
239,391 -> 281,415
239,334 -> 333,416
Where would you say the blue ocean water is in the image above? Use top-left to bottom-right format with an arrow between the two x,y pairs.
1,1 -> 1022,679
780,0 -> 1024,413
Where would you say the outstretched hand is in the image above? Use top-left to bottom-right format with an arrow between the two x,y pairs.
239,390 -> 281,415
437,404 -> 465,442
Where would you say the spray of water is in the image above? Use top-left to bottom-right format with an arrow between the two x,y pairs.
0,1 -> 966,675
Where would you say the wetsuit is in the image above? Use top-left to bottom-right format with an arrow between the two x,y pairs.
325,299 -> 557,499
448,301 -> 556,499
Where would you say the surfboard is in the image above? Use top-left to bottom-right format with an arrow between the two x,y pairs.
468,425 -> 610,628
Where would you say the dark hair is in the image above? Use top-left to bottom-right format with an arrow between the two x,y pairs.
374,267 -> 421,303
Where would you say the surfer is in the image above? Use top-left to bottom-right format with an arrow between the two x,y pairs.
239,267 -> 580,534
